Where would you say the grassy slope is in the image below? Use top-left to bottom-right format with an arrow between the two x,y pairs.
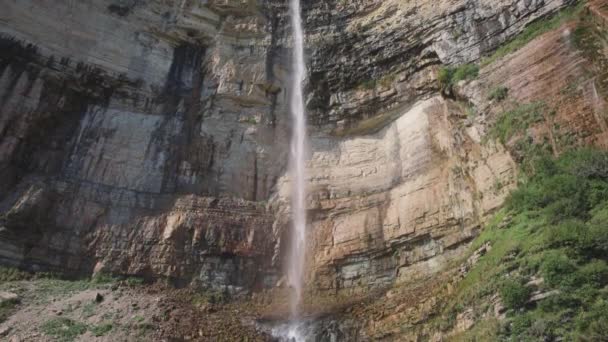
438,2 -> 608,339
450,149 -> 608,341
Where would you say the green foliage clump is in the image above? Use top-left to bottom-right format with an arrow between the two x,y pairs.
0,296 -> 19,324
500,279 -> 531,309
90,272 -> 118,284
90,322 -> 113,337
40,318 -> 88,342
488,86 -> 509,102
125,276 -> 145,286
0,266 -> 31,283
438,64 -> 479,91
358,73 -> 398,90
489,102 -> 545,144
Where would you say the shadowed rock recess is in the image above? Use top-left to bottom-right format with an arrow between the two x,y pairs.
1,0 -> 608,340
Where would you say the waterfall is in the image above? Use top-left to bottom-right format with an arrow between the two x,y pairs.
288,0 -> 307,315
267,1 -> 309,340
286,0 -> 308,338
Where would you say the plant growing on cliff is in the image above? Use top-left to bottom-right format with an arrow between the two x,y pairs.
500,278 -> 531,309
488,102 -> 545,144
488,86 -> 509,102
445,148 -> 608,341
359,79 -> 376,90
438,64 -> 479,92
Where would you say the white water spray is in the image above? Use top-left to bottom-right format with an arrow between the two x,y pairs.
287,0 -> 308,326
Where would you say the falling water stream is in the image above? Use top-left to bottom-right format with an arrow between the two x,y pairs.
277,0 -> 309,340
287,0 -> 307,314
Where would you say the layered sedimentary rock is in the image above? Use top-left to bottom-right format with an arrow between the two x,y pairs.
0,0 -> 588,296
0,0 -> 288,291
300,97 -> 516,293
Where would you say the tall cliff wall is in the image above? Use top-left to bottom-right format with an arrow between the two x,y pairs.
0,0 -> 597,299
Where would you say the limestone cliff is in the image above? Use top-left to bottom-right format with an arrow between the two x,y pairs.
2,1 -> 608,340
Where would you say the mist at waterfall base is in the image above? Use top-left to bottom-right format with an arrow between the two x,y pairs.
270,0 -> 309,340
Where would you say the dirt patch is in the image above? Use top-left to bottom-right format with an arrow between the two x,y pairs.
0,279 -> 272,341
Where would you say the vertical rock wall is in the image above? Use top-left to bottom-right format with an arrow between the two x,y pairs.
0,0 -> 589,296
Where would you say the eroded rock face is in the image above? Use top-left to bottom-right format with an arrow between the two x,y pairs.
0,0 -> 288,290
304,0 -> 575,132
298,97 -> 516,294
0,0 -> 585,295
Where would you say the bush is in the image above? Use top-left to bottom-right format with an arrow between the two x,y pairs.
90,273 -> 117,284
488,86 -> 509,102
508,164 -> 592,219
438,64 -> 479,91
510,314 -> 533,336
586,317 -> 608,341
125,277 -> 145,286
40,318 -> 88,342
540,251 -> 578,287
575,300 -> 608,340
0,296 -> 19,323
576,260 -> 608,287
544,219 -> 586,249
0,266 -> 31,283
500,279 -> 531,309
490,102 -> 545,144
91,322 -> 113,337
587,181 -> 608,207
560,148 -> 608,179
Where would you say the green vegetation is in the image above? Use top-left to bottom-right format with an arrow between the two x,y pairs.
132,316 -> 154,337
90,322 -> 113,337
41,318 -> 88,342
82,302 -> 97,318
0,266 -> 31,283
481,3 -> 585,67
191,288 -> 231,306
488,86 -> 509,102
446,148 -> 608,341
39,311 -> 150,340
463,102 -> 478,119
360,79 -> 376,90
90,272 -> 118,284
0,296 -> 19,323
500,279 -> 531,310
378,74 -> 397,88
438,64 -> 479,91
242,116 -> 259,125
125,276 -> 145,286
358,73 -> 398,90
488,102 -> 545,144
35,278 -> 101,298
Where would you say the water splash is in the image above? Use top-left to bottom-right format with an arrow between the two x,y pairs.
271,321 -> 308,342
270,319 -> 325,342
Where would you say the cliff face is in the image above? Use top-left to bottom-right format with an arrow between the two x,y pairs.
0,0 -> 288,291
0,0 -> 604,303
